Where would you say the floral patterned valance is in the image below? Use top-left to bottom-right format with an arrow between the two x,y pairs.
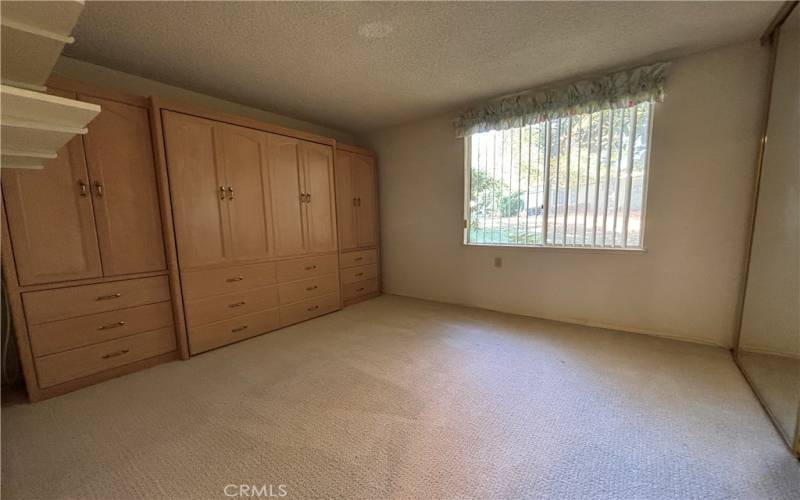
454,62 -> 670,137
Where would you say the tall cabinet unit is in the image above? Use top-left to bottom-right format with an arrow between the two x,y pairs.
335,145 -> 381,306
1,81 -> 178,401
159,106 -> 340,355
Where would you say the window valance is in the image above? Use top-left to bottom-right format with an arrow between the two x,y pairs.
453,62 -> 669,137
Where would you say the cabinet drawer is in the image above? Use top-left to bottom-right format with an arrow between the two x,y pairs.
181,262 -> 277,300
342,278 -> 380,301
29,301 -> 173,357
185,286 -> 279,327
279,292 -> 340,327
340,249 -> 378,269
340,264 -> 379,285
189,308 -> 279,355
278,273 -> 339,305
23,276 -> 170,325
277,254 -> 338,283
35,327 -> 176,388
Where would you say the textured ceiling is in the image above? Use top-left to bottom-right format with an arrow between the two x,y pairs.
66,1 -> 780,134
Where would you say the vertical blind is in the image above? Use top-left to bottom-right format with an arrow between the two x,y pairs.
465,102 -> 653,248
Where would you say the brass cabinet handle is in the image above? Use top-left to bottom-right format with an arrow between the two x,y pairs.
98,321 -> 126,330
307,192 -> 312,203
228,301 -> 246,308
354,257 -> 363,261
219,186 -> 226,200
227,186 -> 234,200
231,325 -> 248,333
305,285 -> 318,291
96,293 -> 121,301
355,272 -> 364,277
306,305 -> 319,312
101,349 -> 129,359
304,265 -> 317,271
94,181 -> 104,197
352,197 -> 358,207
226,276 -> 244,282
78,180 -> 89,197
356,287 -> 365,292
300,193 -> 310,203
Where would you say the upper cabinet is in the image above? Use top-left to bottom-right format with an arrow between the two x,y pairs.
335,150 -> 378,250
2,88 -> 167,285
300,141 -> 337,254
267,134 -> 306,257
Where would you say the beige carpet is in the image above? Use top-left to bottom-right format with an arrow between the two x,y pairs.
2,295 -> 799,499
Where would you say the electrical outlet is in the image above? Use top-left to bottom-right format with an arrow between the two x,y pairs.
494,257 -> 502,268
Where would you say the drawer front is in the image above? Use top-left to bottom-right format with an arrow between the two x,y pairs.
189,308 -> 279,355
23,276 -> 170,325
342,278 -> 380,301
278,273 -> 339,305
185,286 -> 279,327
181,262 -> 277,301
35,327 -> 176,388
340,264 -> 379,285
340,249 -> 378,269
276,254 -> 338,283
29,301 -> 173,357
279,292 -> 340,327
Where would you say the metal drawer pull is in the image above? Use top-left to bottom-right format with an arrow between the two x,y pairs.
304,265 -> 317,271
101,349 -> 129,359
94,181 -> 104,197
227,186 -> 234,200
231,325 -> 248,333
305,285 -> 318,291
228,301 -> 246,308
98,321 -> 126,330
355,272 -> 364,277
96,293 -> 121,301
307,305 -> 319,312
306,192 -> 312,202
356,287 -> 365,292
78,180 -> 88,197
226,276 -> 244,282
352,197 -> 358,206
219,185 -> 226,200
354,257 -> 363,261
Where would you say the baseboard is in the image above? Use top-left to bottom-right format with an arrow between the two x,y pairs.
738,346 -> 800,360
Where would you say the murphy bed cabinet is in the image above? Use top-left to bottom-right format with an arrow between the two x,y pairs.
1,79 -> 177,401
335,144 -> 381,305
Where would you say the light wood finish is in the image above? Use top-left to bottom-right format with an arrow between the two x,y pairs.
335,149 -> 357,250
267,134 -> 306,256
340,264 -> 379,285
278,273 -> 339,305
162,110 -> 229,268
35,327 -> 176,388
342,278 -> 380,301
276,254 -> 338,283
29,301 -> 173,357
181,261 -> 277,301
80,94 -> 167,276
23,275 -> 170,325
185,286 -> 279,327
343,290 -> 382,307
340,248 -> 378,269
279,292 -> 340,327
2,87 -> 102,285
301,141 -> 338,253
352,153 -> 379,248
217,123 -> 272,261
189,308 -> 279,354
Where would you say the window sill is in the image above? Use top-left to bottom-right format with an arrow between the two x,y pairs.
463,242 -> 647,253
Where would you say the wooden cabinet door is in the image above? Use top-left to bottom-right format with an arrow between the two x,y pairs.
267,134 -> 306,256
80,95 -> 166,276
2,92 -> 102,285
301,142 -> 337,253
334,150 -> 358,251
162,111 -> 230,269
217,123 -> 272,261
352,153 -> 378,248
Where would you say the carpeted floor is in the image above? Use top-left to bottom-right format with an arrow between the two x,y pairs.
2,295 -> 799,499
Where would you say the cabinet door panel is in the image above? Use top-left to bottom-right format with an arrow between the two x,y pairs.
353,153 -> 378,248
162,111 -> 229,268
2,89 -> 102,285
80,95 -> 166,276
302,142 -> 337,253
334,150 -> 358,251
218,124 -> 271,261
267,134 -> 305,256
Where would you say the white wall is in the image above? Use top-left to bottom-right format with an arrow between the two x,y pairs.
366,41 -> 769,347
739,13 -> 800,357
53,57 -> 356,144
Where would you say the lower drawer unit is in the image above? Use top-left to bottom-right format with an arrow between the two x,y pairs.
340,264 -> 379,285
339,248 -> 378,269
189,308 -> 280,354
342,278 -> 379,301
181,261 -> 277,301
184,285 -> 279,327
35,327 -> 177,388
278,272 -> 339,305
279,292 -> 340,327
277,254 -> 338,282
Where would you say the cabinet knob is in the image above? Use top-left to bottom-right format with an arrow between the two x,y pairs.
231,325 -> 248,333
96,293 -> 121,301
228,301 -> 246,308
94,182 -> 104,197
78,180 -> 89,197
98,321 -> 126,330
226,276 -> 244,282
305,285 -> 318,291
306,305 -> 319,312
101,349 -> 129,359
304,265 -> 317,271
227,186 -> 234,200
219,186 -> 226,200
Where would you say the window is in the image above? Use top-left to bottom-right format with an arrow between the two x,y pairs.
464,102 -> 653,249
